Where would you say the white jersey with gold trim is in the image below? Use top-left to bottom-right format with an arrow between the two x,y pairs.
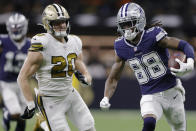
30,33 -> 82,96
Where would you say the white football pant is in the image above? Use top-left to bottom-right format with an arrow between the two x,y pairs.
140,79 -> 186,131
37,88 -> 95,131
0,81 -> 26,115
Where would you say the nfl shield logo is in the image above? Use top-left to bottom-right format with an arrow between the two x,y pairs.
134,47 -> 137,52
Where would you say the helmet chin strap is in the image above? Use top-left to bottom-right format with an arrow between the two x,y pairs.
124,28 -> 138,41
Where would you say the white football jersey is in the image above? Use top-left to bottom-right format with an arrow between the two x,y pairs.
29,33 -> 82,96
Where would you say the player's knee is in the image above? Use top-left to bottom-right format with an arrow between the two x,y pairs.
81,116 -> 95,131
171,113 -> 186,130
84,126 -> 96,131
172,121 -> 186,131
142,117 -> 156,131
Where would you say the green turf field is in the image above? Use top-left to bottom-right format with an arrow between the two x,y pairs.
0,109 -> 196,131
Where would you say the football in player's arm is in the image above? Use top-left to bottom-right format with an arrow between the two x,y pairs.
100,2 -> 194,131
0,13 -> 30,131
17,3 -> 96,131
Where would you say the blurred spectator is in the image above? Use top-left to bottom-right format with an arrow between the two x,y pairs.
87,46 -> 106,79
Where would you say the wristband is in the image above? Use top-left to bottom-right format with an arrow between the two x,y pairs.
27,101 -> 35,110
178,40 -> 194,59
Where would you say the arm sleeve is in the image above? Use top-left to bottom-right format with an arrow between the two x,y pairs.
178,40 -> 195,59
154,27 -> 168,42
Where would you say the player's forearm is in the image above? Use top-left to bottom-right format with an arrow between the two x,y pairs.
76,61 -> 92,84
84,71 -> 92,84
17,75 -> 34,102
104,77 -> 118,99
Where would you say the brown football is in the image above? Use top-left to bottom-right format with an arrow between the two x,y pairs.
168,51 -> 186,69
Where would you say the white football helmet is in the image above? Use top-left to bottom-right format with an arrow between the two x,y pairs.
116,3 -> 146,41
42,3 -> 70,37
6,13 -> 28,40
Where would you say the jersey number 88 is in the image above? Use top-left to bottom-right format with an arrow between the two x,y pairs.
128,51 -> 167,85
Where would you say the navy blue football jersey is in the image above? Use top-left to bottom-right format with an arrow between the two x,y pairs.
114,26 -> 176,95
0,34 -> 31,82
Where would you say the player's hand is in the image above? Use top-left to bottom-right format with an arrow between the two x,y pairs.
21,106 -> 36,119
170,58 -> 194,77
100,97 -> 111,110
74,71 -> 91,88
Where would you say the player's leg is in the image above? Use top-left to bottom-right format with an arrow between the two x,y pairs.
67,89 -> 95,131
2,106 -> 10,131
1,82 -> 25,131
37,95 -> 71,131
164,88 -> 186,131
15,119 -> 26,131
140,94 -> 163,131
33,112 -> 49,131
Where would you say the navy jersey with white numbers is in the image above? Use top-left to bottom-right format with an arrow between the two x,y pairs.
0,34 -> 30,82
114,26 -> 176,95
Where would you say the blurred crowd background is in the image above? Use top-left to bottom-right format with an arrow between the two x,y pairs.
1,0 -> 196,36
0,0 -> 196,109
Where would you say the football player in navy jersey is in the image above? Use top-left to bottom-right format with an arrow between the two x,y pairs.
100,2 -> 194,131
0,13 -> 30,131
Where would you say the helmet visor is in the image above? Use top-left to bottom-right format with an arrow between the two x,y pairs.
119,19 -> 138,30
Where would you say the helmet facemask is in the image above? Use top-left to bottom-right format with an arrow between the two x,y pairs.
118,19 -> 140,41
49,18 -> 70,37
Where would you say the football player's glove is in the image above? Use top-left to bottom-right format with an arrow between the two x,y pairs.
100,97 -> 111,110
21,106 -> 35,119
170,58 -> 194,77
74,71 -> 91,88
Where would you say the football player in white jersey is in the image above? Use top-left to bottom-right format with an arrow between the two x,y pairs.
17,3 -> 96,131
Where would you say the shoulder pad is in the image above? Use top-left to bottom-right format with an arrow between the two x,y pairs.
146,27 -> 155,33
29,34 -> 46,52
115,36 -> 123,42
0,34 -> 9,38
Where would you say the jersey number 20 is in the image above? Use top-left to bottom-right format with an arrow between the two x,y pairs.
51,53 -> 77,78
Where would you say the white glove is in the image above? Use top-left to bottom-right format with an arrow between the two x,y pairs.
170,58 -> 194,77
100,97 -> 111,110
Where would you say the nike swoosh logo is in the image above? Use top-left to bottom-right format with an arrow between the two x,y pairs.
173,94 -> 178,99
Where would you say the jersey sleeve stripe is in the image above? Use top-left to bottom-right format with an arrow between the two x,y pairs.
156,31 -> 167,42
28,43 -> 43,51
31,43 -> 43,46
